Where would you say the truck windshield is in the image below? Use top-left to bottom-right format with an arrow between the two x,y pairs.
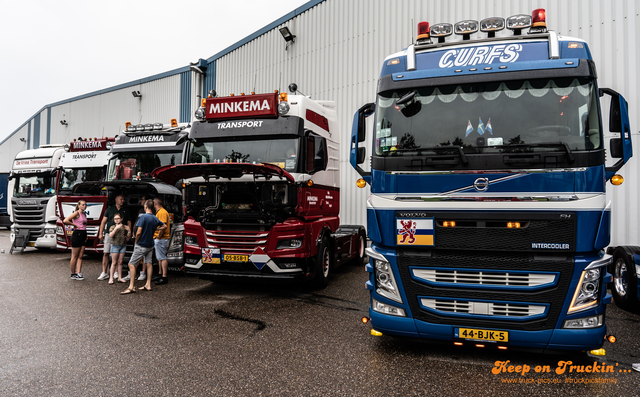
107,151 -> 182,181
58,168 -> 105,194
374,77 -> 601,156
13,174 -> 56,197
188,138 -> 299,172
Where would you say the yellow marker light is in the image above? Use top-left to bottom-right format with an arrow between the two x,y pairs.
356,178 -> 366,188
507,222 -> 521,229
307,180 -> 314,187
240,92 -> 245,96
498,346 -> 508,350
453,342 -> 463,346
611,174 -> 624,185
568,42 -> 584,49
590,348 -> 606,356
251,91 -> 255,95
386,58 -> 400,66
443,221 -> 456,227
361,317 -> 369,324
201,98 -> 207,107
607,335 -> 616,343
475,344 -> 485,348
170,118 -> 178,127
370,329 -> 383,337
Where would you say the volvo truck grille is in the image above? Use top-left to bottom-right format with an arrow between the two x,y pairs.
397,249 -> 573,331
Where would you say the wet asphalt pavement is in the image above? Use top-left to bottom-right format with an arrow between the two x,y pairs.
1,229 -> 639,396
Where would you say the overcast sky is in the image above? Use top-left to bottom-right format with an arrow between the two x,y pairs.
0,0 -> 310,142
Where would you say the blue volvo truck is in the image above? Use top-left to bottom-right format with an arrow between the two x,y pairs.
350,9 -> 633,352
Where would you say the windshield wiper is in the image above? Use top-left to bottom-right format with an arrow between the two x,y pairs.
393,145 -> 468,165
497,142 -> 575,163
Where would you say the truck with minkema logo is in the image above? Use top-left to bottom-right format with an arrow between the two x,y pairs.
351,9 -> 632,352
153,89 -> 366,287
55,137 -> 114,253
8,144 -> 65,252
71,120 -> 188,269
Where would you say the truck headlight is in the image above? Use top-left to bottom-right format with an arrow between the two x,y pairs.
276,238 -> 303,249
563,314 -> 603,329
56,226 -> 64,235
168,229 -> 184,251
185,236 -> 199,247
45,228 -> 56,234
567,268 -> 601,314
374,258 -> 403,303
372,298 -> 406,317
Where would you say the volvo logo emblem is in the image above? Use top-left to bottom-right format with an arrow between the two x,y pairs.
473,178 -> 489,192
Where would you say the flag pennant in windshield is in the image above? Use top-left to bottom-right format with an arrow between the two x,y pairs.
486,118 -> 493,135
465,120 -> 474,137
477,117 -> 485,136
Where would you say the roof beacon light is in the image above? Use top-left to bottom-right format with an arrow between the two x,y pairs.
529,8 -> 547,34
506,14 -> 532,35
480,17 -> 505,38
454,20 -> 478,40
430,23 -> 453,43
416,21 -> 431,45
171,118 -> 178,127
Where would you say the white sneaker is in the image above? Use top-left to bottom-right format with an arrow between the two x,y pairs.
114,272 -> 119,280
123,274 -> 131,281
633,363 -> 640,372
137,271 -> 146,281
97,272 -> 109,280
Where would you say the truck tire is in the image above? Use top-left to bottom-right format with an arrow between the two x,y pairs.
352,230 -> 367,267
610,246 -> 640,311
311,236 -> 331,289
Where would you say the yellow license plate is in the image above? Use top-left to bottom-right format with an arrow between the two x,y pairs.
224,254 -> 249,263
27,242 -> 35,247
456,328 -> 508,342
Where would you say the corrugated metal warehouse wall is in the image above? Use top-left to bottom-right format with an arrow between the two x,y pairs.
212,0 -> 640,245
0,0 -> 638,245
0,73 -> 186,171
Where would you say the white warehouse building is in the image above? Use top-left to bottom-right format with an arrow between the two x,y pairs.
0,0 -> 638,245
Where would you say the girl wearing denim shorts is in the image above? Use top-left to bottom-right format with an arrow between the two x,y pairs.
108,213 -> 130,284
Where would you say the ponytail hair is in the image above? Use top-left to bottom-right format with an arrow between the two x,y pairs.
75,200 -> 87,212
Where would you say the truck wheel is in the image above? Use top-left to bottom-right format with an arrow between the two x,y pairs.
352,231 -> 367,267
610,247 -> 640,311
311,236 -> 331,289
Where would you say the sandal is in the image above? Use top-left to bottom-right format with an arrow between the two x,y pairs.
121,288 -> 136,295
108,280 -> 114,285
139,285 -> 152,291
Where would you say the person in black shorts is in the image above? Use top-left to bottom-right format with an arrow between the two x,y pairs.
64,200 -> 88,280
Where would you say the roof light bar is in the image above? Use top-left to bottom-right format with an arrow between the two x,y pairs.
506,14 -> 532,35
430,23 -> 453,43
416,21 -> 431,45
153,123 -> 164,130
480,17 -> 505,37
454,20 -> 478,40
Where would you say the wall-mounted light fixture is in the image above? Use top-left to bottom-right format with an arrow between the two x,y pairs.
132,91 -> 142,98
60,120 -> 68,126
279,26 -> 296,50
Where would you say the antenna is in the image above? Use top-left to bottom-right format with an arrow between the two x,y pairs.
253,74 -> 257,94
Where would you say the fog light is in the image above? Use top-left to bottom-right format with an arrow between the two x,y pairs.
563,314 -> 603,329
280,262 -> 297,269
372,298 -> 406,317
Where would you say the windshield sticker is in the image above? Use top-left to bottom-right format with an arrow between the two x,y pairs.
285,159 -> 296,170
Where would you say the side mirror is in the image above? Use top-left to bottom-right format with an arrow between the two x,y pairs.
600,88 -> 632,179
357,147 -> 367,164
350,103 -> 374,182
